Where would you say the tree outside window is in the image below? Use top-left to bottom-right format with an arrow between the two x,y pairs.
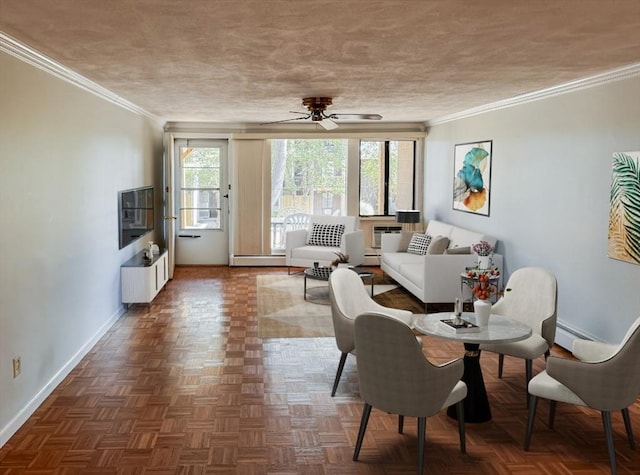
359,140 -> 415,216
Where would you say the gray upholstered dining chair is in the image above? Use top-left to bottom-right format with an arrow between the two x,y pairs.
525,316 -> 640,475
480,267 -> 557,393
353,312 -> 467,475
328,268 -> 413,396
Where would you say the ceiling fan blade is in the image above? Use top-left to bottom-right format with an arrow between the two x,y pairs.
329,113 -> 382,121
260,115 -> 311,125
318,118 -> 339,130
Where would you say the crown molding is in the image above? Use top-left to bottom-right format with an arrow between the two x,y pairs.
426,63 -> 640,127
0,32 -> 162,124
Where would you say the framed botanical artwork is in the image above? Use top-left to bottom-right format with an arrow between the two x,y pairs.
608,151 -> 640,265
453,140 -> 492,216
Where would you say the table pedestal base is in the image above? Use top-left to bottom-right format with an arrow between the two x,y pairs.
447,343 -> 492,423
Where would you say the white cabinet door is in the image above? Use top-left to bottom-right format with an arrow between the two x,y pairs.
121,249 -> 168,305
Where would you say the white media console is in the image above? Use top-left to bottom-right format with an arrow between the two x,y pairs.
121,248 -> 168,306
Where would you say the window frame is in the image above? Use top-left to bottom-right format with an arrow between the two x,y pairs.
177,142 -> 224,231
358,139 -> 417,217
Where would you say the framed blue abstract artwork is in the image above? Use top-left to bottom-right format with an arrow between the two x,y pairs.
453,140 -> 492,216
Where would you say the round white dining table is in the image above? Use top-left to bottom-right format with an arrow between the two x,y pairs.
414,312 -> 532,423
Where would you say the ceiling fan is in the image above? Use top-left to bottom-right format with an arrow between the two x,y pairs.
263,97 -> 382,130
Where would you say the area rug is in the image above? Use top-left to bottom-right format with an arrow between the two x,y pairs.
257,274 -> 398,338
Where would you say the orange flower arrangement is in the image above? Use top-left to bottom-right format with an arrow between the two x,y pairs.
466,268 -> 500,300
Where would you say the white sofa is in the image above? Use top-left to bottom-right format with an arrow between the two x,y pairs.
380,219 -> 503,307
285,215 -> 365,271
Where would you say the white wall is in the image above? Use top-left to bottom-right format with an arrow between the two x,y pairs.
0,52 -> 164,445
424,76 -> 640,346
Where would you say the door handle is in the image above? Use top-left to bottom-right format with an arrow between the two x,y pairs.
163,216 -> 178,220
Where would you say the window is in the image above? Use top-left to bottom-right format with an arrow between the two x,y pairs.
179,145 -> 221,229
271,139 -> 348,249
267,137 -> 419,253
359,140 -> 415,216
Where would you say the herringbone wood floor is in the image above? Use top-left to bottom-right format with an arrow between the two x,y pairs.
1,266 -> 638,474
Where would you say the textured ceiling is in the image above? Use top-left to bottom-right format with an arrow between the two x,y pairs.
1,0 -> 639,126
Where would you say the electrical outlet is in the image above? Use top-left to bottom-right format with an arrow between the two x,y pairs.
12,357 -> 21,378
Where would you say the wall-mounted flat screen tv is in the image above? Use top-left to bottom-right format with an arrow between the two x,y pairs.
118,186 -> 154,249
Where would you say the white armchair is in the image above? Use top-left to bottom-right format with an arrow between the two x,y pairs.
285,215 -> 365,272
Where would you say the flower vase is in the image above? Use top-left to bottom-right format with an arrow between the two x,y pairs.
474,299 -> 492,326
477,255 -> 492,270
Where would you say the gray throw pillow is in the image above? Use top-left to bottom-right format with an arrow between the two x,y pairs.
444,246 -> 471,255
398,231 -> 415,252
426,235 -> 450,255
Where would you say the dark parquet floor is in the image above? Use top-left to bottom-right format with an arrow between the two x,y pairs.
0,266 -> 638,474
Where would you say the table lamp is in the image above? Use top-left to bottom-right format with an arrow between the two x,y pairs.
395,210 -> 421,232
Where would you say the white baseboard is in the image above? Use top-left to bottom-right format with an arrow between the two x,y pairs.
230,255 -> 286,266
0,305 -> 126,447
554,327 -> 576,351
554,320 -> 601,352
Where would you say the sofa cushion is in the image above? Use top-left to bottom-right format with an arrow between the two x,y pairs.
425,220 -> 453,238
426,235 -> 450,255
382,251 -> 420,273
448,227 -> 485,249
444,246 -> 471,255
398,231 -> 414,252
291,245 -> 341,262
407,233 -> 432,255
399,262 -> 424,288
307,223 -> 345,247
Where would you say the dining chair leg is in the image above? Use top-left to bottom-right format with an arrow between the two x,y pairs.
602,411 -> 618,475
525,359 -> 533,407
498,354 -> 504,378
398,415 -> 404,434
417,416 -> 427,475
456,401 -> 466,454
353,403 -> 372,461
524,394 -> 538,450
525,359 -> 532,385
548,400 -> 557,429
331,353 -> 348,396
621,408 -> 636,449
